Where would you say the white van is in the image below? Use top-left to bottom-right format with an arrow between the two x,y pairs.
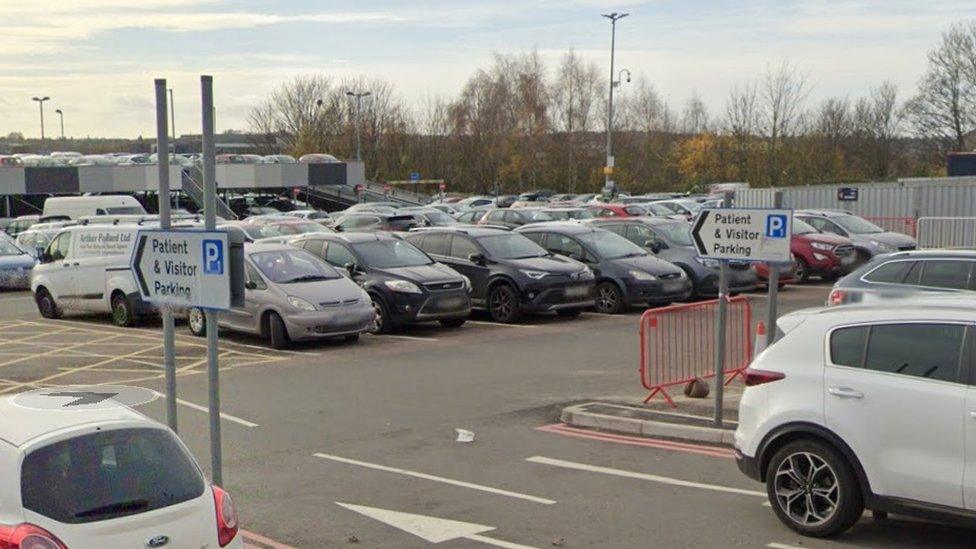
42,196 -> 146,220
31,225 -> 148,326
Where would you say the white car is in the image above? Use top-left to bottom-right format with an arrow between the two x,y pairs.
735,297 -> 976,537
0,396 -> 242,548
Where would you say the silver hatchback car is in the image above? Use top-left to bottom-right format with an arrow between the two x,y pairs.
188,243 -> 375,348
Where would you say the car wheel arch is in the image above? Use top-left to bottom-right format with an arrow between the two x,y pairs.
757,422 -> 872,499
486,275 -> 519,294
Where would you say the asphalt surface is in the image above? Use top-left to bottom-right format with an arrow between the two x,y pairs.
1,283 -> 973,548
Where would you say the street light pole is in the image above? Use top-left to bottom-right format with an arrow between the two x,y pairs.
169,88 -> 176,140
601,12 -> 628,195
54,109 -> 65,139
346,90 -> 371,162
32,96 -> 50,145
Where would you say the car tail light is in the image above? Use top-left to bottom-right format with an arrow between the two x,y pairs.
828,289 -> 845,306
212,485 -> 239,547
0,523 -> 68,549
744,367 -> 786,387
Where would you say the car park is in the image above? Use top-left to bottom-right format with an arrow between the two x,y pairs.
42,196 -> 147,220
632,202 -> 686,220
31,224 -> 151,326
516,223 -> 691,313
588,217 -> 759,297
188,242 -> 374,348
405,227 -> 595,322
244,219 -> 335,238
454,196 -> 496,210
827,250 -> 976,306
795,210 -> 917,262
346,202 -> 403,212
428,203 -> 460,216
0,234 -> 35,289
650,199 -> 700,221
477,208 -> 552,229
293,232 -> 471,333
0,396 -> 242,548
735,297 -> 976,537
332,212 -> 421,232
493,195 -> 518,208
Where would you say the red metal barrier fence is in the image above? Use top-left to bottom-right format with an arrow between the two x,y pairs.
639,296 -> 753,406
864,217 -> 917,238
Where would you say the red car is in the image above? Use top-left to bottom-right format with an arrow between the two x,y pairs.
757,218 -> 857,283
585,203 -> 649,218
754,258 -> 799,287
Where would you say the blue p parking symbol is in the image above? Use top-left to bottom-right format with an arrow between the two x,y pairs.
765,215 -> 787,238
202,240 -> 224,275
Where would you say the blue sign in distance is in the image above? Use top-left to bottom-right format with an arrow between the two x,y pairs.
409,171 -> 420,182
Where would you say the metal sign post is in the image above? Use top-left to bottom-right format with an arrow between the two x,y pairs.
201,75 -> 223,486
691,193 -> 793,428
766,190 -> 784,347
154,78 -> 178,433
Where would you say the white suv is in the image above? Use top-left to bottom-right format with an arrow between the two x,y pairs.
735,298 -> 976,537
0,396 -> 242,548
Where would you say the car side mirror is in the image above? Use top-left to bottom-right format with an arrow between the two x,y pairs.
244,280 -> 258,290
647,240 -> 666,253
38,249 -> 53,263
345,262 -> 359,276
468,252 -> 486,265
34,246 -> 46,259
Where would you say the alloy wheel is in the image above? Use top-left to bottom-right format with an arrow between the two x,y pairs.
596,285 -> 617,312
371,300 -> 384,333
490,287 -> 514,320
774,452 -> 840,527
189,308 -> 205,334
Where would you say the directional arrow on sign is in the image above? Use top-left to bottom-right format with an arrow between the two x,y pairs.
691,211 -> 711,256
45,391 -> 119,407
336,502 -> 539,548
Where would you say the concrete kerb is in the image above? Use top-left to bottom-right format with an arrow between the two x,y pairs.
560,402 -> 736,446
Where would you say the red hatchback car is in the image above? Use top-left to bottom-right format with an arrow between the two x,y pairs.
757,218 -> 857,283
585,203 -> 649,218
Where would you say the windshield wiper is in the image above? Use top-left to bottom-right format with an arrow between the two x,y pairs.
75,499 -> 149,518
282,274 -> 330,283
510,254 -> 545,260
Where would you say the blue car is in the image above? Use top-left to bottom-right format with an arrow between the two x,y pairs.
0,234 -> 36,289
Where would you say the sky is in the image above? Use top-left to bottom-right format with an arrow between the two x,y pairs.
0,0 -> 972,139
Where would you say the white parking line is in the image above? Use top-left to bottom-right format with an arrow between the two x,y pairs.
767,543 -> 804,549
313,452 -> 556,505
150,390 -> 259,427
466,320 -> 538,328
526,456 -> 765,497
372,334 -> 440,342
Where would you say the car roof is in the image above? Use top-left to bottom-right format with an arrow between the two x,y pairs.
245,241 -> 298,253
302,231 -> 397,244
588,216 -> 676,227
413,226 -> 509,237
806,295 -> 976,321
874,249 -> 976,259
0,396 -> 150,447
796,209 -> 852,217
517,221 -> 597,234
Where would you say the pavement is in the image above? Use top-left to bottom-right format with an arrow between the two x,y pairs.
2,282 -> 975,548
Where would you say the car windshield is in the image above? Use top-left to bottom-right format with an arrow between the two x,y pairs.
104,207 -> 144,215
20,428 -> 205,524
251,249 -> 341,283
657,222 -> 695,246
352,240 -> 433,268
478,234 -> 549,259
0,238 -> 24,256
793,218 -> 818,235
423,211 -> 458,225
643,203 -> 673,216
578,231 -> 647,260
271,222 -> 327,235
833,214 -> 884,234
525,210 -> 553,221
546,209 -> 593,220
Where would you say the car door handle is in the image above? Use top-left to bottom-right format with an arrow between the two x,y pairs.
828,387 -> 864,399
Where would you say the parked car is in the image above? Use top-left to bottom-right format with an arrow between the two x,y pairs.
346,202 -> 402,212
516,223 -> 691,313
0,234 -> 35,289
399,207 -> 460,227
262,154 -> 297,164
15,227 -> 62,258
494,195 -> 518,209
795,210 -> 916,262
586,203 -> 650,218
283,209 -> 333,222
332,213 -> 421,233
827,250 -> 976,306
293,232 -> 471,333
478,208 -> 552,229
632,202 -> 687,220
454,196 -> 496,210
785,218 -> 857,282
651,199 -> 701,221
244,219 -> 335,239
569,193 -> 598,206
587,217 -> 759,297
2,396 -> 243,548
541,208 -> 594,221
405,227 -> 595,322
298,153 -> 340,163
546,194 -> 578,207
188,243 -> 374,348
429,203 -> 460,216
735,297 -> 976,537
455,207 -> 490,224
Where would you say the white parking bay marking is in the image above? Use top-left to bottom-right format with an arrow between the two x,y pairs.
767,543 -> 805,549
150,390 -> 258,427
313,453 -> 555,505
526,456 -> 765,497
466,320 -> 538,328
373,334 -> 440,342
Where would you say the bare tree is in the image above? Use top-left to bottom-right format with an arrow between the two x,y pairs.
758,63 -> 810,185
681,93 -> 710,134
905,22 -> 976,151
552,50 -> 604,191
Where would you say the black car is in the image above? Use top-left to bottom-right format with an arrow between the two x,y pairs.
516,222 -> 692,313
332,212 -> 421,232
494,195 -> 518,208
405,227 -> 595,322
292,232 -> 471,333
587,217 -> 758,297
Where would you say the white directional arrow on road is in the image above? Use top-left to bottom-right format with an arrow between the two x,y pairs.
335,502 -> 540,548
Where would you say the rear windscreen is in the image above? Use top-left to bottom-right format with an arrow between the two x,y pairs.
21,428 -> 205,524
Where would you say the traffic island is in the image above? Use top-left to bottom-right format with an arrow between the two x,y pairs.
560,388 -> 742,446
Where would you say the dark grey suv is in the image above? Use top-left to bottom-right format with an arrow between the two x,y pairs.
829,250 -> 976,305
